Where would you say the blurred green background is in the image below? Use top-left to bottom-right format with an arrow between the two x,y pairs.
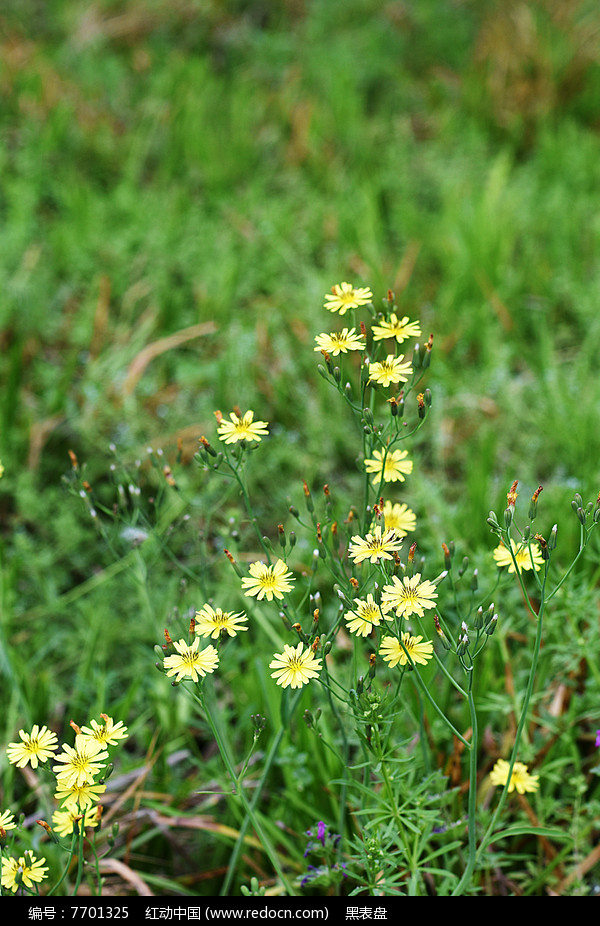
2,0 -> 600,895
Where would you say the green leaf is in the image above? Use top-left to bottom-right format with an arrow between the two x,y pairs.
484,824 -> 573,847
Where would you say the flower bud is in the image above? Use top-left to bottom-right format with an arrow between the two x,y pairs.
224,549 -> 244,578
485,614 -> 498,636
442,543 -> 452,570
456,633 -> 469,657
199,436 -> 217,458
422,336 -> 433,370
529,485 -> 543,520
303,480 -> 314,513
534,533 -> 549,560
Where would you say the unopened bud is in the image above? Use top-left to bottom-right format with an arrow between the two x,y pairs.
303,480 -> 314,513
485,614 -> 498,636
422,336 -> 433,369
456,634 -> 469,657
368,652 -> 377,678
223,549 -> 244,578
199,436 -> 217,458
442,542 -> 452,570
534,533 -> 549,560
529,485 -> 543,520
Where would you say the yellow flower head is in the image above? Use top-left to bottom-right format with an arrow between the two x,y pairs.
79,715 -> 128,747
379,632 -> 434,668
52,735 -> 109,789
1,852 -> 49,893
6,724 -> 58,770
364,448 -> 413,485
489,758 -> 539,794
314,327 -> 366,356
345,594 -> 389,637
348,525 -> 402,565
217,409 -> 269,444
54,779 -> 107,813
375,501 -> 416,537
323,282 -> 373,316
52,806 -> 101,838
368,354 -> 413,388
195,603 -> 248,638
163,638 -> 219,684
269,643 -> 322,689
371,314 -> 422,343
241,558 -> 294,601
381,573 -> 438,619
0,809 -> 17,833
493,540 -> 544,573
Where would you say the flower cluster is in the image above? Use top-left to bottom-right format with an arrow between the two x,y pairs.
300,821 -> 347,888
3,714 -> 128,893
319,281 -> 426,496
240,559 -> 323,690
316,282 -> 437,672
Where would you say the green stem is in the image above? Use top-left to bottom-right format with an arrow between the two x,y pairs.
199,683 -> 296,895
453,561 -> 549,895
452,669 -> 479,895
409,661 -> 471,749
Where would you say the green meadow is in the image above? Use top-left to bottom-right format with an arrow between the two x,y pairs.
2,0 -> 600,897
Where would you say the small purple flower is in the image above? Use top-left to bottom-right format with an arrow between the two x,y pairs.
301,821 -> 345,888
595,730 -> 600,748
